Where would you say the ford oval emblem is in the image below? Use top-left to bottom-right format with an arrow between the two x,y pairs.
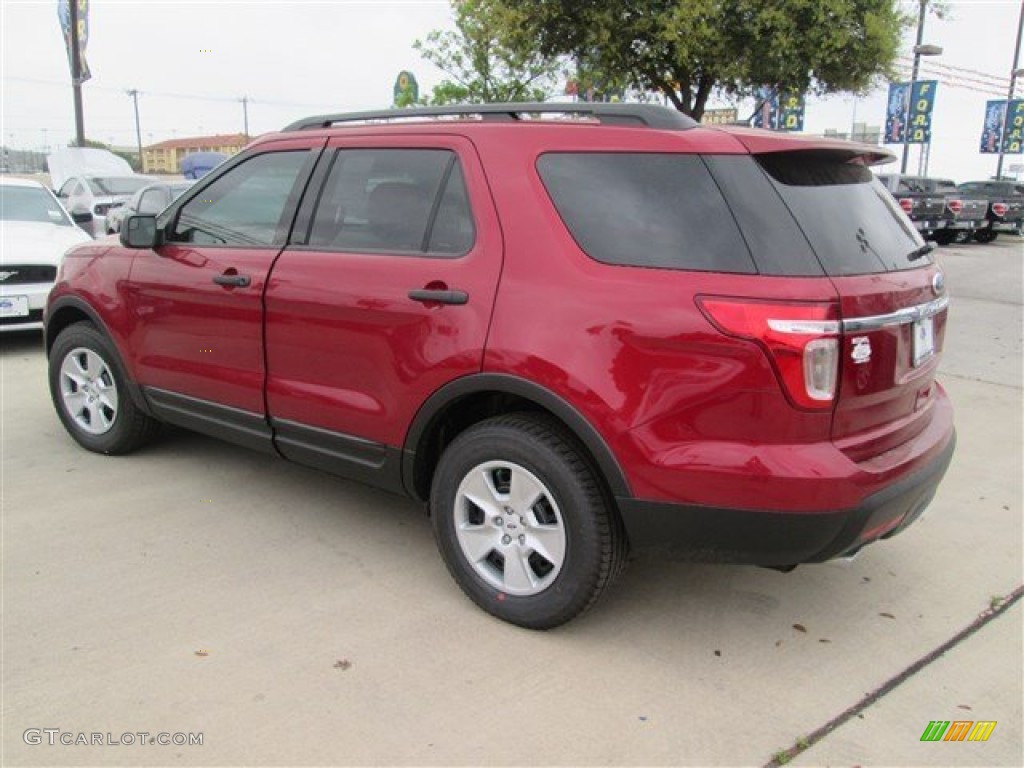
932,271 -> 945,296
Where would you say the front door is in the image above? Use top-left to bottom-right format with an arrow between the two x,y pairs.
125,140 -> 322,449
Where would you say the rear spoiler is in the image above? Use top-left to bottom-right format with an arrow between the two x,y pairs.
714,126 -> 896,167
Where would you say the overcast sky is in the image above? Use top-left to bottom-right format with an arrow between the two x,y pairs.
1,0 -> 1021,182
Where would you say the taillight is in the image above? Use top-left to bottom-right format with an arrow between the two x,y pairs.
992,202 -> 1008,217
946,199 -> 963,215
698,298 -> 840,410
899,198 -> 914,214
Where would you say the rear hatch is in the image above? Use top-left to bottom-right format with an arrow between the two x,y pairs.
715,142 -> 948,461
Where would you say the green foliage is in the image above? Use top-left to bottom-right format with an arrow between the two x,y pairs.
505,0 -> 909,120
414,0 -> 565,105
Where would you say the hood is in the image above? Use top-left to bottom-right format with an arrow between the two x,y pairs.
0,221 -> 93,266
47,147 -> 133,190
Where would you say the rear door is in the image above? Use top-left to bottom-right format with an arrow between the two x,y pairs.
263,136 -> 503,487
754,151 -> 948,461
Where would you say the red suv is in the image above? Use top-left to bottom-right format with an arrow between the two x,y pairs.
46,103 -> 955,629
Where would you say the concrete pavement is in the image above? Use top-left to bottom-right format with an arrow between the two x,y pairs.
1,238 -> 1021,766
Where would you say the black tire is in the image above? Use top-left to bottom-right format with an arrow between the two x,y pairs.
931,230 -> 955,246
49,321 -> 160,454
973,229 -> 998,244
430,413 -> 628,629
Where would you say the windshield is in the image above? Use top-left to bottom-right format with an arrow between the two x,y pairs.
0,185 -> 72,226
87,177 -> 151,196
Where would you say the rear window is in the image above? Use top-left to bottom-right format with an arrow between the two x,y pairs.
536,153 -> 755,273
756,151 -> 930,276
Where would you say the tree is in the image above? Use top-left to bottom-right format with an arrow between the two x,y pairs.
495,0 -> 909,120
414,0 -> 565,105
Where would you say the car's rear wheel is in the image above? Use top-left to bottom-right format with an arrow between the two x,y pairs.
932,230 -> 955,246
430,413 -> 627,629
49,322 -> 160,454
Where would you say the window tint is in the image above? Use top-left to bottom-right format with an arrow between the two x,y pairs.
308,149 -> 474,256
536,153 -> 755,273
703,155 -> 822,276
171,151 -> 309,246
757,150 -> 928,276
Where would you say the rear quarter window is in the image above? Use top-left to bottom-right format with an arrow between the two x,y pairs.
536,153 -> 755,273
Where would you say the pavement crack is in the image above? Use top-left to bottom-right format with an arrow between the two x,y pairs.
762,584 -> 1024,767
938,371 -> 1023,390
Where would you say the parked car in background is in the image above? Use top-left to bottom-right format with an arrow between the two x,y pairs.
875,173 -> 951,242
105,180 -> 195,234
1,177 -> 91,332
47,147 -> 154,237
957,179 -> 1024,243
181,151 -> 228,180
46,103 -> 955,629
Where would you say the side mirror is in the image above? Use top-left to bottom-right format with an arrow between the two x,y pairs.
70,209 -> 93,225
120,214 -> 160,249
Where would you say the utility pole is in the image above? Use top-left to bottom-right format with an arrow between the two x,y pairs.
127,89 -> 143,171
996,0 -> 1024,180
68,0 -> 85,146
241,96 -> 250,140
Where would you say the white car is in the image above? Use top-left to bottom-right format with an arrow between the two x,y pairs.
47,147 -> 154,237
1,177 -> 92,332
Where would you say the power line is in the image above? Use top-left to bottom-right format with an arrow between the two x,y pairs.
4,75 -> 341,110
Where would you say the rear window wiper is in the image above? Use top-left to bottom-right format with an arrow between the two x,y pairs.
907,242 -> 936,262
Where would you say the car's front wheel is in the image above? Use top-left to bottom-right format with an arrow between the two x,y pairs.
49,322 -> 160,454
973,229 -> 998,243
430,413 -> 627,629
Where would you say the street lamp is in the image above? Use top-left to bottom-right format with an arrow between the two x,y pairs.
900,7 -> 943,176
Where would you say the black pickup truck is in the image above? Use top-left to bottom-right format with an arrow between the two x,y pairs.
876,174 -> 988,245
957,179 -> 1024,243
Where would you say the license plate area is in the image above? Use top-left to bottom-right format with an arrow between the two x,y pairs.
0,296 -> 30,318
912,314 -> 935,367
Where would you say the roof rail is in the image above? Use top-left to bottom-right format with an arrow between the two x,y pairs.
283,102 -> 698,132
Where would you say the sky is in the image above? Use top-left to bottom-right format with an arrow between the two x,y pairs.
1,0 -> 1022,183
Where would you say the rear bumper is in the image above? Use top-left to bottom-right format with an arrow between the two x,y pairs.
615,425 -> 956,566
991,220 -> 1023,234
948,219 -> 984,231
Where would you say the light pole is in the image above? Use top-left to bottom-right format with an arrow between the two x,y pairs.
901,0 -> 943,174
996,2 -> 1024,180
126,89 -> 143,172
240,96 -> 250,140
900,43 -> 943,173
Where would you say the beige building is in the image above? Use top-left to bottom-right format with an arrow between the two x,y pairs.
142,134 -> 248,174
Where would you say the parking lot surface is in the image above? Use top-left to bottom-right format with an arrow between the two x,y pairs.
2,238 -> 1021,766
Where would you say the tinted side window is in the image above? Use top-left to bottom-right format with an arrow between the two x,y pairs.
308,149 -> 473,257
757,151 -> 927,276
704,155 -> 822,276
171,151 -> 309,246
537,153 -> 755,273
